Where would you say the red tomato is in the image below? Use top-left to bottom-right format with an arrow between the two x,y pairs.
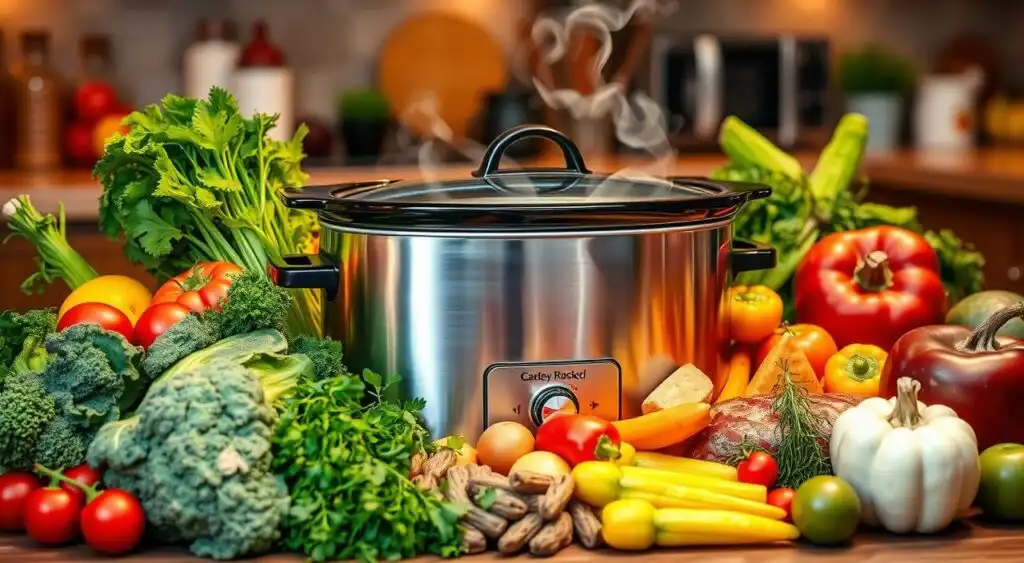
794,226 -> 948,351
737,451 -> 779,489
0,471 -> 41,531
23,487 -> 80,545
133,302 -> 191,350
152,261 -> 243,313
767,487 -> 795,522
64,121 -> 97,165
74,81 -> 119,123
756,324 -> 838,379
81,489 -> 145,555
57,302 -> 134,341
61,464 -> 103,507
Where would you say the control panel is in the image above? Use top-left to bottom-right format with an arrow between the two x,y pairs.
483,358 -> 621,431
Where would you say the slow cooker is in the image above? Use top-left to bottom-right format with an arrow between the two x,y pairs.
269,124 -> 776,441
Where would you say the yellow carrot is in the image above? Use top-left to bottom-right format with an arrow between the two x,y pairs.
716,347 -> 751,403
601,499 -> 800,551
620,485 -> 785,520
612,402 -> 710,451
631,451 -> 738,481
620,466 -> 766,503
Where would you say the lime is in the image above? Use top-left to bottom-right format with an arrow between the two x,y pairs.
791,475 -> 861,545
978,443 -> 1024,521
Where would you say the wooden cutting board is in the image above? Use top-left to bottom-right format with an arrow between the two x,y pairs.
377,11 -> 508,139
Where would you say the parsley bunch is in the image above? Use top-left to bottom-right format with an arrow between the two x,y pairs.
272,371 -> 464,562
94,87 -> 321,337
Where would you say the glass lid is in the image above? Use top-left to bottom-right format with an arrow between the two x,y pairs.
283,125 -> 772,233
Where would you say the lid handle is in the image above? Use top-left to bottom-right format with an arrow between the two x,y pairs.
472,124 -> 591,178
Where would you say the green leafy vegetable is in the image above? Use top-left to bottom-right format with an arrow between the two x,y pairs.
273,371 -> 464,562
2,196 -> 98,293
94,87 -> 321,338
474,487 -> 498,510
713,114 -> 985,308
87,360 -> 291,560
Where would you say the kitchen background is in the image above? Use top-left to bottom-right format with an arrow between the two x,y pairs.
2,0 -> 1024,310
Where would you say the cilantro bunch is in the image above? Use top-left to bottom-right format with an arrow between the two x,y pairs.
94,87 -> 321,337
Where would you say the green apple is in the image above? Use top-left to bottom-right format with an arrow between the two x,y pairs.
978,443 -> 1024,521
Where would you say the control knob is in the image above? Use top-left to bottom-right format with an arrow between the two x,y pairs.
529,385 -> 580,427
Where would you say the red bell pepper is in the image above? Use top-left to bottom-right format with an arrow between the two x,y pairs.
879,302 -> 1024,451
794,226 -> 948,350
535,414 -> 621,467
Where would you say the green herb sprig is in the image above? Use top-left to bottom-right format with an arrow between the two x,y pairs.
272,371 -> 464,562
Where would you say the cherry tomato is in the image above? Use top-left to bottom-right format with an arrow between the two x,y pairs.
0,471 -> 41,531
152,261 -> 242,313
74,81 -> 119,123
81,489 -> 145,555
132,302 -> 191,350
728,285 -> 784,344
57,302 -> 135,341
737,451 -> 779,489
23,487 -> 80,545
767,487 -> 796,522
61,464 -> 103,507
756,324 -> 838,379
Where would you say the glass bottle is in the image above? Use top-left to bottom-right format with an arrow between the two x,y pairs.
13,31 -> 62,170
0,29 -> 14,168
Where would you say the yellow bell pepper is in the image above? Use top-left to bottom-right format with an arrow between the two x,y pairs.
823,343 -> 887,396
631,451 -> 738,481
615,442 -> 637,467
601,499 -> 800,550
571,462 -> 784,520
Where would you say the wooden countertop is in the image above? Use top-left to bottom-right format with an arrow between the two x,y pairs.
4,518 -> 1024,562
1,149 -> 1023,221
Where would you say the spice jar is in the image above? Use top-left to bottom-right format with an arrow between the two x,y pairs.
13,30 -> 62,170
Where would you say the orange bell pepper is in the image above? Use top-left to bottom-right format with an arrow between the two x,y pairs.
823,343 -> 888,396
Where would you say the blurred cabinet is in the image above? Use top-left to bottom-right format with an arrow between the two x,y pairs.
0,226 -> 155,311
866,185 -> 1024,295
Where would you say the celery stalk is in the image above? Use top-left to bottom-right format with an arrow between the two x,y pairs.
718,116 -> 804,181
807,113 -> 869,221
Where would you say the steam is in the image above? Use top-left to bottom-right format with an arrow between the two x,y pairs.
531,0 -> 679,192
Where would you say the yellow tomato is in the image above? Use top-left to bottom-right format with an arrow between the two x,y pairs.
509,451 -> 570,477
92,113 -> 130,157
823,343 -> 887,396
728,285 -> 784,344
59,275 -> 152,326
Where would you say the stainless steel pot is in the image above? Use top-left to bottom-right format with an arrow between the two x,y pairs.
269,125 -> 775,442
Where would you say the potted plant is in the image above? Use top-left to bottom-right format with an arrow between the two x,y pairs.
839,45 -> 916,151
337,88 -> 390,163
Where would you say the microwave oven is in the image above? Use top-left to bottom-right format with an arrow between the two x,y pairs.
650,34 -> 832,149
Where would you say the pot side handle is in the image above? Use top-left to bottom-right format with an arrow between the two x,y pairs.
731,240 -> 777,273
267,255 -> 340,301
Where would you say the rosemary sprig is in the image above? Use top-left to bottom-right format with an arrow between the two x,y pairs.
771,359 -> 832,488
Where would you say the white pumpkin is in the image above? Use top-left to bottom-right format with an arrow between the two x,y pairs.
829,377 -> 980,534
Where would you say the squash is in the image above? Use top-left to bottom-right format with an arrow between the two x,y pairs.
744,332 -> 821,396
829,377 -> 980,534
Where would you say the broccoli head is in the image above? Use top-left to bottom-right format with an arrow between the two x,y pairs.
0,308 -> 56,385
290,336 -> 345,381
211,269 -> 292,338
0,371 -> 56,470
141,313 -> 222,380
35,417 -> 89,470
41,323 -> 144,428
88,360 -> 290,560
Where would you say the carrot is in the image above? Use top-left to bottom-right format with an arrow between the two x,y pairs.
612,402 -> 711,451
715,348 -> 752,404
